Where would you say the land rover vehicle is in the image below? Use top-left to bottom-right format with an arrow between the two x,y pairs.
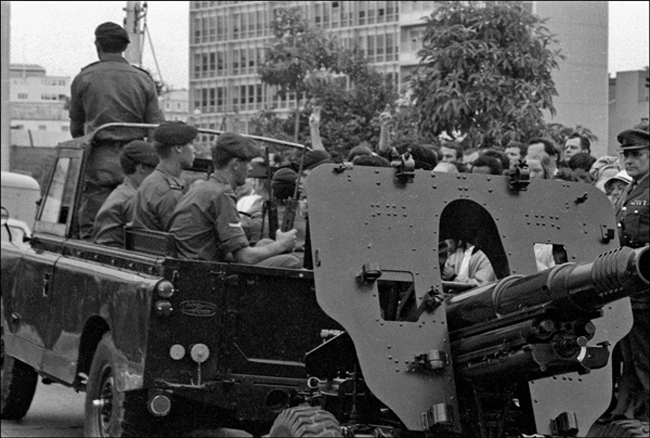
1,123 -> 648,437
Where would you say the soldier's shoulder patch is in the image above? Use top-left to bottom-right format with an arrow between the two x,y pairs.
168,179 -> 185,190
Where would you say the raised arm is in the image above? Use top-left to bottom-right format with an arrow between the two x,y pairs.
378,104 -> 393,154
309,106 -> 326,151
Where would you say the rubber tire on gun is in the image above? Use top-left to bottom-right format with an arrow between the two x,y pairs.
269,405 -> 342,437
84,332 -> 153,437
0,329 -> 38,420
592,420 -> 650,438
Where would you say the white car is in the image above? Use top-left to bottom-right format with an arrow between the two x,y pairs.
1,217 -> 31,243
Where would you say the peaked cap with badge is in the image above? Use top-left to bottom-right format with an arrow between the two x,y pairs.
618,129 -> 650,151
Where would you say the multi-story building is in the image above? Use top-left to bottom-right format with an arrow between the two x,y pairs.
9,63 -> 71,147
189,1 -> 609,155
608,69 -> 649,154
159,88 -> 191,123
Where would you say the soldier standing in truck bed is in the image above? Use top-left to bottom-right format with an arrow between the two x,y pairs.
131,122 -> 197,232
69,22 -> 165,239
607,128 -> 649,423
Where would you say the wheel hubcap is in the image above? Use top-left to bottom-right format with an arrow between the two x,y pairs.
97,369 -> 115,435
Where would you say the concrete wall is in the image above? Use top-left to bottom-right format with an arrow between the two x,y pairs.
535,1 -> 609,157
608,70 -> 649,153
9,145 -> 58,192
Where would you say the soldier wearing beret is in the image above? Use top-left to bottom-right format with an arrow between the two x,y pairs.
170,132 -> 301,269
92,140 -> 159,247
131,122 -> 197,232
606,128 -> 649,423
72,22 -> 165,239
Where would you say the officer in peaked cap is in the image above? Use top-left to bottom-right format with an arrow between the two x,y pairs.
92,140 -> 158,248
605,127 -> 649,424
131,122 -> 198,233
71,21 -> 164,239
169,132 -> 301,269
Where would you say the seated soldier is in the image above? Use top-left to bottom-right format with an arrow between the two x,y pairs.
131,121 -> 198,232
169,132 -> 302,269
92,140 -> 159,247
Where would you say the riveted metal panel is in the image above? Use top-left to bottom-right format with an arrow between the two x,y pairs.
306,165 -> 620,432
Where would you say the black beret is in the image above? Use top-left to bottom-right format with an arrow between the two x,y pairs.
122,140 -> 159,167
618,129 -> 650,151
272,167 -> 298,184
153,121 -> 198,147
302,149 -> 331,171
95,22 -> 130,44
215,132 -> 261,160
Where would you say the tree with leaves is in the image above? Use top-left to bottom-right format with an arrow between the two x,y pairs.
256,9 -> 398,157
411,1 -> 563,148
258,7 -> 343,141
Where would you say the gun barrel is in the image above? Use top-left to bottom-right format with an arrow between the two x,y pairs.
446,246 -> 649,332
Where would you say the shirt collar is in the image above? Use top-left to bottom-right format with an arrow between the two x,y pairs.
100,53 -> 128,64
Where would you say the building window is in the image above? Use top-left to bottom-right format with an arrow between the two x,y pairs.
176,102 -> 182,111
17,93 -> 28,100
165,102 -> 172,111
209,88 -> 216,112
61,126 -> 69,132
38,125 -> 47,131
209,52 -> 216,76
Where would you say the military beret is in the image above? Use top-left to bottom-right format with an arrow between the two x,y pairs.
272,167 -> 298,184
122,140 -> 159,167
618,129 -> 650,151
153,121 -> 198,147
95,22 -> 130,44
215,132 -> 261,160
302,149 -> 331,171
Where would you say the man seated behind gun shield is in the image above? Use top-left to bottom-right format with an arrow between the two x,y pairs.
169,132 -> 302,269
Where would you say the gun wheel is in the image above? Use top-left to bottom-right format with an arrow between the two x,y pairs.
269,405 -> 342,437
592,419 -> 650,437
1,329 -> 38,420
84,333 -> 153,437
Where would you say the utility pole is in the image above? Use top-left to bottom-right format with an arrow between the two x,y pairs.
1,1 -> 11,171
123,1 -> 144,67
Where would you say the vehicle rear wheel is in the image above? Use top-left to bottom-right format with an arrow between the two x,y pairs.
592,419 -> 650,437
269,405 -> 342,437
1,330 -> 38,420
84,333 -> 153,437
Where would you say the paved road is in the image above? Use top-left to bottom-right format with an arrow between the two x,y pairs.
1,381 -> 252,437
1,382 -> 85,437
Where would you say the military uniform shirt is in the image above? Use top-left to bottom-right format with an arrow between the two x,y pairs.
131,167 -> 186,232
92,178 -> 137,247
170,173 -> 249,262
615,173 -> 649,308
69,54 -> 165,141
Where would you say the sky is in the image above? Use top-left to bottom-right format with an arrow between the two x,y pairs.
6,1 -> 650,91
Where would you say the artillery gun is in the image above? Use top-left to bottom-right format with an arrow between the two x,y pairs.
284,163 -> 650,438
2,130 -> 647,437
